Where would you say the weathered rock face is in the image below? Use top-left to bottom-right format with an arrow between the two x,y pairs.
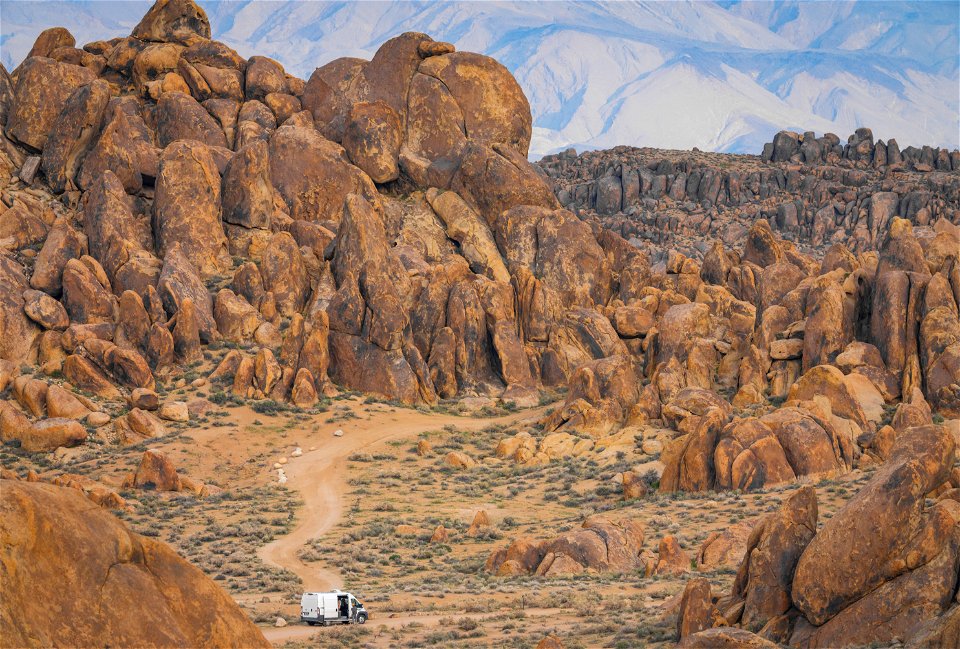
678,423 -> 960,646
131,0 -> 211,45
221,139 -> 272,229
791,424 -> 957,627
0,258 -> 41,364
486,517 -> 645,576
153,140 -> 229,276
0,480 -> 269,648
130,448 -> 182,491
6,57 -> 96,150
156,91 -> 227,148
342,100 -> 402,183
731,486 -> 818,631
268,124 -> 380,224
39,79 -> 111,193
259,232 -> 309,316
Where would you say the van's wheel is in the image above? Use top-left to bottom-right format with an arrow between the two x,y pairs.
306,621 -> 316,626
357,615 -> 367,625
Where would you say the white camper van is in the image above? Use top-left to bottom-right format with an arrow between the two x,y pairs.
300,591 -> 368,626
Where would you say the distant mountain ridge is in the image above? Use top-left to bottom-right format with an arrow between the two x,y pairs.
1,0 -> 957,157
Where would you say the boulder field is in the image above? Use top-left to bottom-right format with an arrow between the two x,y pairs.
0,0 -> 958,645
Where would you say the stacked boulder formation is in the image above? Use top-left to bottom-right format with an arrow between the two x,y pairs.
677,425 -> 959,647
0,0 -> 633,421
540,129 -> 960,255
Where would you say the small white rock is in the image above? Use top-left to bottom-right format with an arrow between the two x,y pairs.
273,462 -> 283,469
333,429 -> 344,437
274,617 -> 287,627
291,447 -> 303,457
278,457 -> 287,465
309,446 -> 316,451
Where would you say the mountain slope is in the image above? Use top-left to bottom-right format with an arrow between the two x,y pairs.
1,0 -> 956,156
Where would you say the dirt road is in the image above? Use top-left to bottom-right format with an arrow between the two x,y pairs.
258,403 -> 546,592
261,606 -> 563,644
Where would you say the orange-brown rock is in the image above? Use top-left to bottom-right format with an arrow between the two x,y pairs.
732,486 -> 817,630
0,258 -> 41,365
6,57 -> 96,150
259,232 -> 309,316
342,100 -> 401,183
453,142 -> 558,228
429,525 -> 449,543
758,406 -> 853,479
268,124 -> 380,224
660,407 -> 730,492
62,354 -> 121,399
289,368 -> 318,407
0,400 -> 31,444
213,289 -> 262,342
115,408 -> 167,444
60,258 -> 115,325
21,289 -> 69,331
30,217 -> 87,296
466,510 -> 491,536
697,518 -> 756,570
655,535 -> 691,575
131,0 -> 211,45
535,635 -> 565,649
245,56 -> 287,101
11,376 -> 48,417
40,79 -> 111,193
524,517 -> 645,574
401,48 -> 532,188
677,627 -> 779,649
426,188 -> 510,284
78,98 -> 153,191
20,418 -> 87,452
155,91 -> 227,148
713,418 -> 797,491
742,220 -> 783,268
444,450 -> 476,469
146,323 -> 175,369
543,354 -> 640,436
157,245 -> 216,341
172,298 -> 202,363
622,470 -> 648,499
130,448 -> 182,491
221,139 -> 272,228
678,578 -> 724,640
0,480 -> 269,648
791,424 -> 956,627
45,384 -> 90,419
802,276 -> 848,371
25,27 -> 75,59
154,140 -> 229,276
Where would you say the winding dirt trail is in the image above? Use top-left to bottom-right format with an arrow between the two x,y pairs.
257,403 -> 546,592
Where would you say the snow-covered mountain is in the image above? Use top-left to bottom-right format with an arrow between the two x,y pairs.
1,0 -> 957,158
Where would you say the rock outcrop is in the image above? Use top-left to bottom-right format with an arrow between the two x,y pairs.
679,424 -> 959,646
0,480 -> 269,648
